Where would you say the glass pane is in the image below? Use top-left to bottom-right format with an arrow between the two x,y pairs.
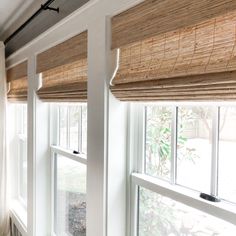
19,138 -> 27,203
177,106 -> 213,193
59,106 -> 68,148
82,106 -> 87,154
145,106 -> 172,180
138,187 -> 236,236
55,155 -> 86,236
17,104 -> 27,204
16,104 -> 27,134
69,106 -> 80,151
219,107 -> 236,203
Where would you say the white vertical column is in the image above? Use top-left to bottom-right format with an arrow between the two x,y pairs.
0,42 -> 9,236
87,16 -> 109,236
106,41 -> 127,236
35,86 -> 51,236
27,56 -> 36,236
27,58 -> 51,236
107,93 -> 127,236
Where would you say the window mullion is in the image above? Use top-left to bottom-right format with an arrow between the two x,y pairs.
58,106 -> 61,146
17,135 -> 21,200
67,106 -> 70,149
52,152 -> 57,234
139,105 -> 145,173
77,106 -> 80,152
171,106 -> 177,185
78,106 -> 83,153
20,106 -> 23,134
211,106 -> 220,196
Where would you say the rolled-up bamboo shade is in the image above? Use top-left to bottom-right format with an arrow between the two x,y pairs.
111,0 -> 236,101
36,31 -> 87,102
7,61 -> 28,101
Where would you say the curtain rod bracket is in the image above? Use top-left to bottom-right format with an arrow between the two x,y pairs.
4,0 -> 58,45
41,5 -> 59,13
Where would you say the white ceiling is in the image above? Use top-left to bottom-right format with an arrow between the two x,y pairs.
0,0 -> 46,41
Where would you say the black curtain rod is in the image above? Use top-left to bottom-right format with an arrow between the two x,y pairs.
4,0 -> 59,45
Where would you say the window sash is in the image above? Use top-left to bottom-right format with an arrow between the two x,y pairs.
51,103 -> 87,235
143,104 -> 221,195
130,102 -> 236,236
51,146 -> 87,235
132,173 -> 236,226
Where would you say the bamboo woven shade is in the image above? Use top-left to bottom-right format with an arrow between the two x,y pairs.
111,0 -> 236,49
36,31 -> 87,102
111,0 -> 236,101
7,61 -> 28,101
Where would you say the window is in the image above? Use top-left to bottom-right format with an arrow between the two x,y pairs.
131,103 -> 236,236
58,104 -> 87,154
16,104 -> 27,205
51,103 -> 87,236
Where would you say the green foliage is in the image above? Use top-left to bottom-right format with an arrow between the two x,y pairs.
145,106 -> 172,179
145,106 -> 200,179
139,187 -> 179,236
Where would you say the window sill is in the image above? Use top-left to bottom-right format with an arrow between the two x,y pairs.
10,200 -> 27,236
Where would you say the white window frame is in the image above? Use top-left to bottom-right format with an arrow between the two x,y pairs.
129,102 -> 236,236
50,103 -> 87,236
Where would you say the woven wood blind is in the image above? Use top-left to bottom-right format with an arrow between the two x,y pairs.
7,61 -> 28,101
111,0 -> 236,101
36,31 -> 87,102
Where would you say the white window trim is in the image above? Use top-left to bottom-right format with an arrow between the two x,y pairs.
129,103 -> 236,236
